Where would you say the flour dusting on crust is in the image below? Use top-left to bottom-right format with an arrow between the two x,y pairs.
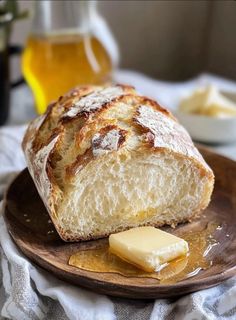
135,105 -> 204,162
34,136 -> 59,200
24,115 -> 46,160
64,86 -> 124,118
28,135 -> 59,212
92,128 -> 126,157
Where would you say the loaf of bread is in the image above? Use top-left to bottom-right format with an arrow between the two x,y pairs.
22,84 -> 214,242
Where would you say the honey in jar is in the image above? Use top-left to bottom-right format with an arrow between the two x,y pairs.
22,33 -> 112,114
21,1 -> 117,114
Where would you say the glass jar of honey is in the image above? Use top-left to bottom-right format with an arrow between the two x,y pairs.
22,0 -> 118,114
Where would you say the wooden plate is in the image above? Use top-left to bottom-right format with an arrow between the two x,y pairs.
3,147 -> 236,299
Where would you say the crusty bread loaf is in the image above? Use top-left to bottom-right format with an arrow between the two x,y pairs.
22,84 -> 214,242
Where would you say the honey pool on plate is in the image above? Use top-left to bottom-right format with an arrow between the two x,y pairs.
69,222 -> 221,284
18,203 -> 222,284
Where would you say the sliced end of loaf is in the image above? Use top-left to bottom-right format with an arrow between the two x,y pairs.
55,150 -> 213,241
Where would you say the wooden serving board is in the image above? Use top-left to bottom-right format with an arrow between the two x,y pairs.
3,147 -> 236,299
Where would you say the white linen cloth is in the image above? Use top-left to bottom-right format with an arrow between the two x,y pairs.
1,71 -> 236,320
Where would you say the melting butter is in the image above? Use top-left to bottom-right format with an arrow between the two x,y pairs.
109,227 -> 189,272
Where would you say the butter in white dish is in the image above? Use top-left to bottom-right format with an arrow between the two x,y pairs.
179,85 -> 236,118
109,227 -> 189,272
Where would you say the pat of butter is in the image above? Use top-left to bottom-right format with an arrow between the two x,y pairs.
179,85 -> 236,118
109,227 -> 189,272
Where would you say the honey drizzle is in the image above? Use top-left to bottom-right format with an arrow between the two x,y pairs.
69,222 -> 221,284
